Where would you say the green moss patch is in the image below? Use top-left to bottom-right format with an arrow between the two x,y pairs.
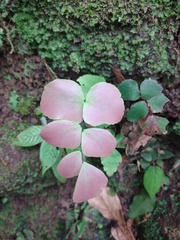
1,0 -> 179,79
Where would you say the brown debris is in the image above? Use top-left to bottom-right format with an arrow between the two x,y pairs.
88,187 -> 135,240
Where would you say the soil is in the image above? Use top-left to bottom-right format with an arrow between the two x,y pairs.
0,53 -> 53,127
0,52 -> 180,239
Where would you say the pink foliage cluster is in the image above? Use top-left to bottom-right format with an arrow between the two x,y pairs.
40,79 -> 124,202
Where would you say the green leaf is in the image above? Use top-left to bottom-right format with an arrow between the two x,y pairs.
141,148 -> 158,162
40,141 -> 60,175
118,79 -> 140,100
0,217 -> 5,227
66,147 -> 81,154
143,166 -> 164,199
94,123 -> 110,128
116,134 -> 126,148
76,74 -> 105,97
127,101 -> 149,122
108,129 -> 115,136
9,91 -> 18,110
155,116 -> 169,134
101,149 -> 122,176
13,126 -> 43,147
148,94 -> 169,113
73,220 -> 88,240
52,155 -> 67,183
156,159 -> 164,168
158,150 -> 174,160
23,229 -> 34,239
16,237 -> 25,240
2,197 -> 8,204
163,175 -> 170,186
128,189 -> 155,218
140,159 -> 151,170
140,116 -> 169,135
35,107 -> 42,116
140,79 -> 163,100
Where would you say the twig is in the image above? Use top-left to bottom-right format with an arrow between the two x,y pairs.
0,154 -> 8,166
111,66 -> 125,84
2,20 -> 15,54
41,58 -> 58,79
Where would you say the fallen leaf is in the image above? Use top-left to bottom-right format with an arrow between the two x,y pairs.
138,115 -> 169,135
111,227 -> 130,240
126,131 -> 151,155
88,187 -> 135,240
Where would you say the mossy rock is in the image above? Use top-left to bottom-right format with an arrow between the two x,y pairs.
1,0 -> 179,80
0,121 -> 56,196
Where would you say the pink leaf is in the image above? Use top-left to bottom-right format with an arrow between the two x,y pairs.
40,79 -> 84,122
57,151 -> 82,178
82,128 -> 116,157
40,120 -> 82,148
73,162 -> 108,203
83,82 -> 124,126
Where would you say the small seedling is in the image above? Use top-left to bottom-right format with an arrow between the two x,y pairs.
9,90 -> 18,111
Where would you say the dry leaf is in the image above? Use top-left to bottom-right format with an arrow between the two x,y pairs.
88,187 -> 135,240
138,115 -> 165,135
111,227 -> 129,240
88,187 -> 122,220
126,132 -> 151,155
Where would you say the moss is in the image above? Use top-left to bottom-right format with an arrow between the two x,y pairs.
9,91 -> 36,116
139,174 -> 180,240
0,121 -> 56,196
15,95 -> 36,116
0,187 -> 66,239
0,0 -> 179,79
139,200 -> 166,240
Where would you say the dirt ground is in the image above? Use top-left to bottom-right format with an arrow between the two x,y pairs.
0,53 -> 53,126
